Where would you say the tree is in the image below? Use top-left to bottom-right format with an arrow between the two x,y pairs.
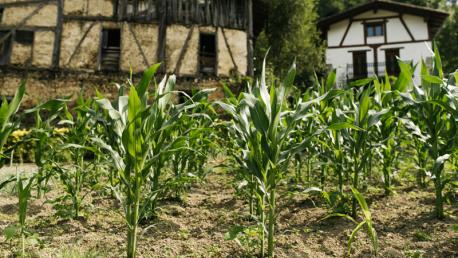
255,0 -> 325,86
436,7 -> 458,73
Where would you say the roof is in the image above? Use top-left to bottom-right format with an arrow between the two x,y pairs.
318,0 -> 449,37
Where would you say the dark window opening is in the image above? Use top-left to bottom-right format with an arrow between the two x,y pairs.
385,49 -> 400,76
199,33 -> 216,75
15,30 -> 34,45
0,30 -> 12,65
100,28 -> 121,71
352,51 -> 368,79
366,23 -> 384,37
0,8 -> 4,23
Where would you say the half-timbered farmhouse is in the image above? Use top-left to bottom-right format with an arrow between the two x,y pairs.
318,0 -> 449,86
0,0 -> 265,105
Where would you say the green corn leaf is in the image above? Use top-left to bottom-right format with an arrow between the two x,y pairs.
423,75 -> 444,84
350,187 -> 371,220
6,81 -> 26,119
433,44 -> 444,79
328,122 -> 363,131
348,221 -> 367,255
136,63 -> 161,97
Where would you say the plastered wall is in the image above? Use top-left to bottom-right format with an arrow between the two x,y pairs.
60,21 -> 101,70
121,23 -> 159,73
166,24 -> 200,76
2,3 -> 57,27
217,28 -> 247,76
32,31 -> 55,67
166,24 -> 248,77
10,42 -> 32,65
63,0 -> 115,17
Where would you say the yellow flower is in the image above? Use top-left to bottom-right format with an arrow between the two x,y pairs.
53,127 -> 70,135
11,129 -> 31,139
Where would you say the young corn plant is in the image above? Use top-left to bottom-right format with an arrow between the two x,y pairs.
323,187 -> 378,256
373,73 -> 410,196
343,84 -> 388,218
2,173 -> 38,257
94,65 -> 210,257
25,98 -> 69,198
50,96 -> 99,219
0,82 -> 26,168
218,59 -> 351,257
403,47 -> 458,219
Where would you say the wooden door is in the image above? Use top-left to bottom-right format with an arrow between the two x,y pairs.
353,51 -> 368,79
385,49 -> 400,76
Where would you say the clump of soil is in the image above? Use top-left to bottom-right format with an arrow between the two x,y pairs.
0,163 -> 457,257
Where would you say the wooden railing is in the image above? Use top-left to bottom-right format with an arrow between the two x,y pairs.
117,0 -> 246,30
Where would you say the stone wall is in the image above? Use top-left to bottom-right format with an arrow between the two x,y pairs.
0,70 -> 227,108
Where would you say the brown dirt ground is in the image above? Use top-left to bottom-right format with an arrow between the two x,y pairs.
0,161 -> 457,258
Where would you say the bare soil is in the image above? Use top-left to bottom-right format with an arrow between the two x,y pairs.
0,162 -> 457,258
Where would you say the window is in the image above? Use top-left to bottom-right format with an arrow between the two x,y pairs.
0,30 -> 12,65
366,23 -> 384,37
199,33 -> 216,75
352,51 -> 368,79
15,30 -> 34,45
100,28 -> 121,71
0,8 -> 4,23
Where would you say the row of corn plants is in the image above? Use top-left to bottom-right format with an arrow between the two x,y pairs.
1,47 -> 457,257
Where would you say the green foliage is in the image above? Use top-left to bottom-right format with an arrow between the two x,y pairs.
436,7 -> 458,73
401,46 -> 458,218
0,82 -> 26,168
2,173 -> 39,256
94,65 -> 213,258
256,0 -> 325,84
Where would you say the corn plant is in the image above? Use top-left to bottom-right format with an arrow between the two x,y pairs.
3,173 -> 37,256
24,98 -> 69,198
402,47 -> 458,219
218,59 -> 354,257
49,96 -> 100,219
94,65 -> 212,257
0,82 -> 26,168
341,83 -> 391,217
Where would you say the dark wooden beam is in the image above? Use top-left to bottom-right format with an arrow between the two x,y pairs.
0,25 -> 55,31
66,22 -> 96,66
52,0 -> 63,69
174,25 -> 195,74
327,39 -> 430,49
352,15 -> 400,22
371,45 -> 379,76
157,0 -> 167,72
64,15 -> 117,22
246,0 -> 253,77
0,0 -> 53,8
127,23 -> 150,67
399,15 -> 415,41
383,18 -> 387,44
340,19 -> 353,47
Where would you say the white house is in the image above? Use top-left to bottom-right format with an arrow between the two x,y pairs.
318,0 -> 449,85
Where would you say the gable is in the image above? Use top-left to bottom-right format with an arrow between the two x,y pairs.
318,0 -> 449,38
